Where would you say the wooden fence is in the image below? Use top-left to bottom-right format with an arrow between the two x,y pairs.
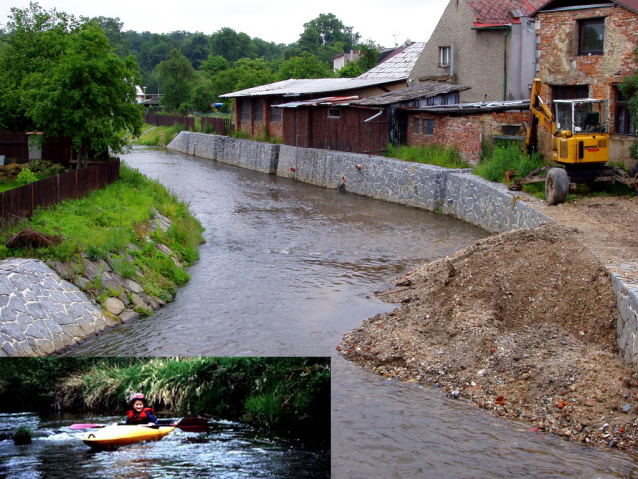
201,117 -> 232,135
143,113 -> 195,131
0,159 -> 120,222
0,131 -> 109,167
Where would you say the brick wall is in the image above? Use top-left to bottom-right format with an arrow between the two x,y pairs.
536,5 -> 638,162
407,111 -> 530,164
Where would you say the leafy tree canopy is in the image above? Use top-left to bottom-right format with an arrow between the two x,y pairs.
277,52 -> 334,80
0,2 -> 144,165
157,48 -> 196,111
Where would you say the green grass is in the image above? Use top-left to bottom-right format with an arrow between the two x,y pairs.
46,357 -> 331,439
385,144 -> 469,169
0,163 -> 204,302
131,123 -> 187,147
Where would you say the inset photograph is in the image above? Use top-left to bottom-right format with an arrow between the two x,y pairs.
0,357 -> 330,478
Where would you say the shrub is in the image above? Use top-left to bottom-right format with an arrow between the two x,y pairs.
16,168 -> 38,186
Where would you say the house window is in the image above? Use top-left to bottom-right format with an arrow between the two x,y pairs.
254,99 -> 263,122
439,46 -> 451,67
240,101 -> 250,121
271,106 -> 281,122
328,108 -> 341,119
414,118 -> 420,134
616,88 -> 635,136
578,18 -> 604,56
423,119 -> 434,135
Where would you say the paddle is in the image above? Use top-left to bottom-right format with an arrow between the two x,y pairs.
70,416 -> 208,433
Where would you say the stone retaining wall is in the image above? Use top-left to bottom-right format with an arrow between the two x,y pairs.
168,131 -> 638,363
3,131 -> 638,362
0,258 -> 115,356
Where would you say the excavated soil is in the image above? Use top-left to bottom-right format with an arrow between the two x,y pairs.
339,195 -> 638,452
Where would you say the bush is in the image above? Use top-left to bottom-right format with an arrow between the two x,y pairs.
385,144 -> 469,169
13,426 -> 32,445
474,143 -> 545,183
16,168 -> 38,186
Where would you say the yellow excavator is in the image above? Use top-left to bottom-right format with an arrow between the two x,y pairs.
508,78 -> 636,204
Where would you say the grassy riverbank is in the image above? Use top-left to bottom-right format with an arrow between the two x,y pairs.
0,357 -> 330,441
0,163 -> 204,305
131,123 -> 187,147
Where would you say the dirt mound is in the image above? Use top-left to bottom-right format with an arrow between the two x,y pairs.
0,164 -> 25,182
340,224 -> 638,451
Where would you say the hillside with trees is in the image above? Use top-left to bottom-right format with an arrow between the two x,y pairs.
88,11 -> 383,114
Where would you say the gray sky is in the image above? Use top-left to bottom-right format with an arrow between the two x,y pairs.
0,0 -> 449,47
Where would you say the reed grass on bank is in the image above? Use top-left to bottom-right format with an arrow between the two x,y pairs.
0,358 -> 330,441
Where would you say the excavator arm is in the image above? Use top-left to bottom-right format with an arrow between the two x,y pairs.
524,78 -> 555,154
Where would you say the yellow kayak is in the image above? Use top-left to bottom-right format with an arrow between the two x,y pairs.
83,424 -> 176,450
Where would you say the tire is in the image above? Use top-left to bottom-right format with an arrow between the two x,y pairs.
631,163 -> 638,194
545,167 -> 569,205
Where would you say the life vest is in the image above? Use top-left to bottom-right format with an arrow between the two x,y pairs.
126,407 -> 155,424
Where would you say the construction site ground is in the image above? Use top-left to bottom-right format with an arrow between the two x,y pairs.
339,194 -> 638,452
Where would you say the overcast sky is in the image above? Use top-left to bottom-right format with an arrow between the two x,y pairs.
1,0 -> 449,47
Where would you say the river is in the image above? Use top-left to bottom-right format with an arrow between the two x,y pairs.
0,412 -> 326,478
62,146 -> 638,477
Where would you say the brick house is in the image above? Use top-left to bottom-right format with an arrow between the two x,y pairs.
221,43 -> 426,140
533,0 -> 638,165
409,0 -> 545,103
406,101 -> 531,164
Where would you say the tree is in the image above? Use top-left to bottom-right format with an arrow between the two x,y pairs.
200,54 -> 230,76
21,22 -> 143,167
0,3 -> 143,167
299,13 -> 360,54
277,53 -> 334,80
210,27 -> 256,62
157,48 -> 196,111
182,32 -> 210,69
355,40 -> 381,72
337,61 -> 363,78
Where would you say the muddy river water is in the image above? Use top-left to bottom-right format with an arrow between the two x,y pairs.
63,147 -> 638,477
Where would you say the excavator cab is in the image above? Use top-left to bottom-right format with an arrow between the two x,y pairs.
554,99 -> 608,135
551,98 -> 609,166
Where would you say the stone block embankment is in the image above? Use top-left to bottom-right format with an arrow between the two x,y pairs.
168,132 -> 279,174
0,258 -> 114,356
0,211 -> 182,356
167,131 -> 638,363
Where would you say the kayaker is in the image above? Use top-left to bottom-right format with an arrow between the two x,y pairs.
126,393 -> 159,426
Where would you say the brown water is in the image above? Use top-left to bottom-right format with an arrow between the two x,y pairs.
65,147 -> 638,477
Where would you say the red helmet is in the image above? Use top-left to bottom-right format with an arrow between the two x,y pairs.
129,393 -> 147,404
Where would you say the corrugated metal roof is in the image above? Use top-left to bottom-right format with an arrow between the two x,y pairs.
356,42 -> 427,80
407,99 -> 531,113
275,96 -> 360,108
351,83 -> 470,106
220,77 -> 401,98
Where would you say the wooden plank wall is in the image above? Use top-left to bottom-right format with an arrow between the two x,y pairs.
283,107 -> 389,154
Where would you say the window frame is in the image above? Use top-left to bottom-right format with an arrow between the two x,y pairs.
254,99 -> 264,122
615,88 -> 635,136
240,101 -> 251,121
327,108 -> 341,119
438,46 -> 451,68
414,118 -> 420,134
578,18 -> 605,56
423,119 -> 434,136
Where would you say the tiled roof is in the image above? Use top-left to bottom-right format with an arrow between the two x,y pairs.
356,42 -> 427,80
466,0 -> 546,25
534,0 -> 638,16
351,83 -> 470,106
